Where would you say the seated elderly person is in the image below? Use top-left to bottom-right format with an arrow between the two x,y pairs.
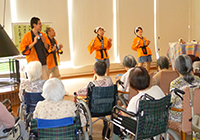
34,78 -> 78,119
127,67 -> 165,114
116,54 -> 137,103
77,61 -> 113,95
77,61 -> 113,138
117,54 -> 137,102
19,61 -> 46,101
113,67 -> 165,138
152,56 -> 169,85
169,54 -> 200,123
0,102 -> 15,139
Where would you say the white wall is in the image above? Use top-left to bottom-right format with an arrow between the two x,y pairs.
0,0 -> 12,38
158,0 -> 190,57
117,0 -> 155,61
0,0 -> 196,76
192,0 -> 200,41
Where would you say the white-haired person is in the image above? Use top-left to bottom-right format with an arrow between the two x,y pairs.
131,26 -> 152,72
87,26 -> 112,76
117,54 -> 137,103
169,54 -> 200,123
18,61 -> 46,101
33,78 -> 85,126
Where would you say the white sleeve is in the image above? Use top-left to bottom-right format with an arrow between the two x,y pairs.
127,97 -> 138,114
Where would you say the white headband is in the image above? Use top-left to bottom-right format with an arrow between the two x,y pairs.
94,26 -> 105,33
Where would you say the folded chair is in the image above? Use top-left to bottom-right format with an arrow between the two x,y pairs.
111,94 -> 179,140
159,70 -> 179,95
74,82 -> 118,140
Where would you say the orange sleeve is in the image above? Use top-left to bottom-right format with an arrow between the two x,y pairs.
20,32 -> 31,55
131,37 -> 139,51
87,38 -> 96,54
104,36 -> 112,50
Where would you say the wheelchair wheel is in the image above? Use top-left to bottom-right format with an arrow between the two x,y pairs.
19,104 -> 26,122
155,129 -> 179,140
77,100 -> 93,140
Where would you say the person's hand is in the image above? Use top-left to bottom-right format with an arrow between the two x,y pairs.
136,40 -> 140,46
52,46 -> 57,51
147,40 -> 151,45
33,36 -> 38,44
59,44 -> 63,49
109,38 -> 112,42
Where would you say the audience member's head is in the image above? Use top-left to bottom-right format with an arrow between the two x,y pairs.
94,61 -> 107,76
175,54 -> 194,84
30,17 -> 40,29
157,56 -> 169,70
42,78 -> 65,101
26,61 -> 42,81
129,67 -> 150,90
122,54 -> 137,68
192,61 -> 200,73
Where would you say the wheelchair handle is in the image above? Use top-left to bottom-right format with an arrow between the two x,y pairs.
171,88 -> 185,100
116,80 -> 125,89
112,105 -> 137,117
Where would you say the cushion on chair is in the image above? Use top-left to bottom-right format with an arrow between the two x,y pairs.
88,85 -> 117,117
30,116 -> 81,140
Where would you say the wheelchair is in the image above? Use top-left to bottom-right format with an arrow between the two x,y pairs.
19,90 -> 44,122
0,99 -> 28,140
74,82 -> 118,139
110,94 -> 179,140
29,110 -> 88,140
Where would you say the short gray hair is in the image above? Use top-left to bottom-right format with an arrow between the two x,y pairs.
122,54 -> 137,68
42,78 -> 65,101
157,56 -> 169,69
175,54 -> 194,84
26,61 -> 42,81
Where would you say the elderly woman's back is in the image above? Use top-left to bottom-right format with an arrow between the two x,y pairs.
169,54 -> 200,122
19,61 -> 46,101
33,78 -> 77,119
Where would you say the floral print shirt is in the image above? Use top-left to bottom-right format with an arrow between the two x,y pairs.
169,75 -> 200,122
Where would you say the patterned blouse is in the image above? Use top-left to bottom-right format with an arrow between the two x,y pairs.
18,78 -> 46,101
169,75 -> 200,122
77,76 -> 113,95
33,100 -> 86,126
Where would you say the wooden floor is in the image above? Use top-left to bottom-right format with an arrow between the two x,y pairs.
11,67 -> 190,140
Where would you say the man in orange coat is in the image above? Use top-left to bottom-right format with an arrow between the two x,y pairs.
46,27 -> 63,79
20,17 -> 51,80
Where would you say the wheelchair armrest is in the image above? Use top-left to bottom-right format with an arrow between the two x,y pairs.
2,99 -> 10,105
3,127 -> 13,133
118,90 -> 130,94
113,105 -> 137,117
2,99 -> 12,112
15,117 -> 20,123
170,107 -> 183,112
